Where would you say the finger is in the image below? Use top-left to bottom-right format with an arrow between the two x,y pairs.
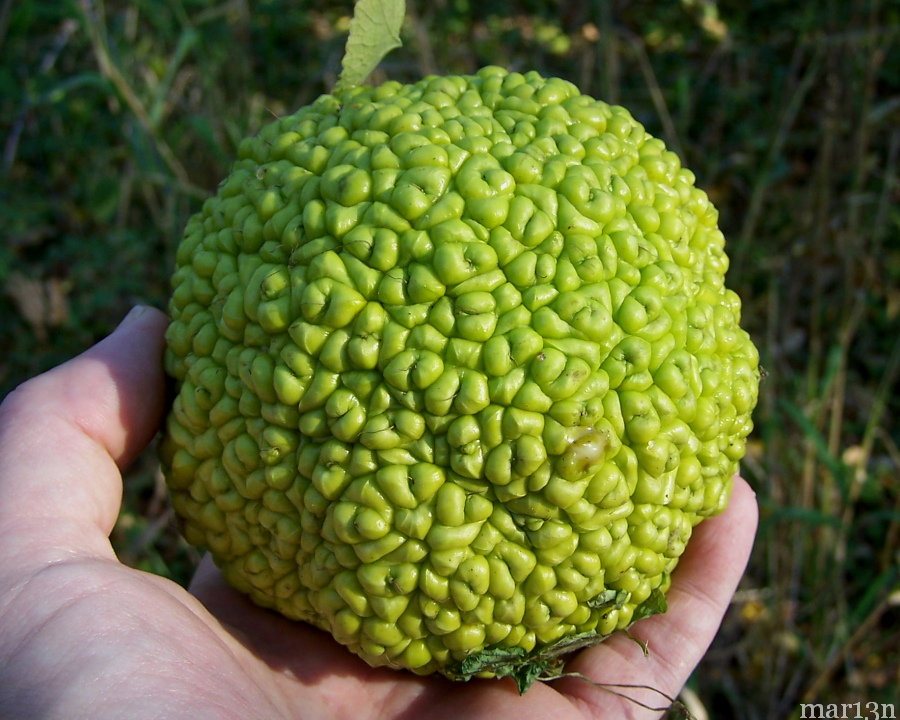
0,306 -> 168,543
561,476 -> 758,715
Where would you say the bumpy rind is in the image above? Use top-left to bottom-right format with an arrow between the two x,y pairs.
160,66 -> 760,679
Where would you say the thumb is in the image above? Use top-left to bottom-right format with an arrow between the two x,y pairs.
0,306 -> 169,540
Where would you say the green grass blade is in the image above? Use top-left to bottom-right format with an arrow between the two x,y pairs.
149,27 -> 199,127
778,398 -> 851,501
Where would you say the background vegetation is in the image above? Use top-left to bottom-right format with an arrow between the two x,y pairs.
1,0 -> 898,717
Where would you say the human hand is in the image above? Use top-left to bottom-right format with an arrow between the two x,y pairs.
0,306 -> 758,720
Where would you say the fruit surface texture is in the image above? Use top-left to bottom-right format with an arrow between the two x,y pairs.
161,66 -> 760,680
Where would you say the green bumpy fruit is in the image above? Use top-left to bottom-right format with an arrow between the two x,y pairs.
160,66 -> 760,682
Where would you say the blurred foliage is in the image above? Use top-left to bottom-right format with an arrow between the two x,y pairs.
1,1 -> 898,717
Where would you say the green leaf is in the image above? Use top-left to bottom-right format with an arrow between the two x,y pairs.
632,587 -> 668,621
450,647 -> 545,693
449,631 -> 609,693
454,646 -> 528,678
334,0 -> 405,93
508,660 -> 553,694
587,588 -> 631,611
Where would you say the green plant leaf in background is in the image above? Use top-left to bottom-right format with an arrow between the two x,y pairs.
334,0 -> 405,93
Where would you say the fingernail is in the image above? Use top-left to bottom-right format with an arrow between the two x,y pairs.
117,305 -> 150,329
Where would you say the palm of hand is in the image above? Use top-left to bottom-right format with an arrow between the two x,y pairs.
0,307 -> 757,720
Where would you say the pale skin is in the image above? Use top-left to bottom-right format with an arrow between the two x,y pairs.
0,306 -> 758,719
